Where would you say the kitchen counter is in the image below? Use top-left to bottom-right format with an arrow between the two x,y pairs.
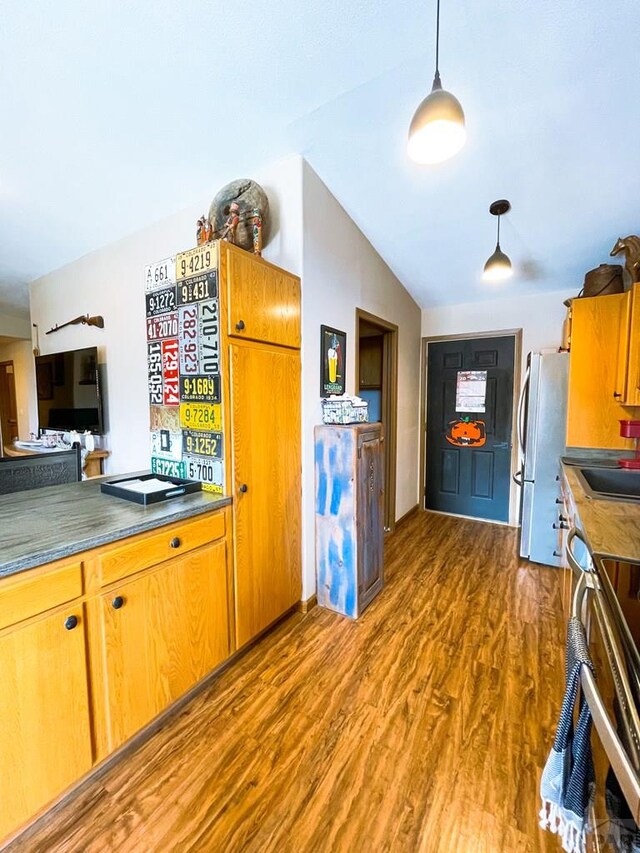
561,462 -> 640,563
0,477 -> 231,578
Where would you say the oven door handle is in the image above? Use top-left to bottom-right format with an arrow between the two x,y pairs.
565,527 -> 590,576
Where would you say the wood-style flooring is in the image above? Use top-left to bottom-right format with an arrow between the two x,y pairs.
8,511 -> 566,853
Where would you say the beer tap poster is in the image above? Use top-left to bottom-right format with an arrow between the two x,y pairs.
320,325 -> 346,397
145,243 -> 224,494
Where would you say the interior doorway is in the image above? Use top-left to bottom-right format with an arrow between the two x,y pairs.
0,361 -> 19,455
355,309 -> 398,534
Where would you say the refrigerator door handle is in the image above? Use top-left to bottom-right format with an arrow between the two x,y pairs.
513,468 -> 523,486
517,365 -> 530,459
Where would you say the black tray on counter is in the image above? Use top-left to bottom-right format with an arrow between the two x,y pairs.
101,474 -> 202,505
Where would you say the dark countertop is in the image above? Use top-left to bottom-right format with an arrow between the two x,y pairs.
0,477 -> 231,579
561,462 -> 640,563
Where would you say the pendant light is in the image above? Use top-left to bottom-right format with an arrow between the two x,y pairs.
483,200 -> 513,282
407,0 -> 466,165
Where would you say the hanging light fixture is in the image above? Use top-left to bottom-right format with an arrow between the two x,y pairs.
407,0 -> 466,165
483,200 -> 513,282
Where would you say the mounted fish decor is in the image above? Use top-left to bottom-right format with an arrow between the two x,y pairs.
445,416 -> 486,447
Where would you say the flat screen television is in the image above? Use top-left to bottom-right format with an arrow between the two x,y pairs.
35,346 -> 104,434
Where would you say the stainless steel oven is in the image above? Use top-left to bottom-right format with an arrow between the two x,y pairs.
566,530 -> 640,852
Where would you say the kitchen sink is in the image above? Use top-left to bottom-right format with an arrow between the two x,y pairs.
577,466 -> 640,502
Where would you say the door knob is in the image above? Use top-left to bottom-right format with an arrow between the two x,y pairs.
235,320 -> 246,332
64,615 -> 78,630
239,484 -> 248,493
170,537 -> 181,549
112,596 -> 125,610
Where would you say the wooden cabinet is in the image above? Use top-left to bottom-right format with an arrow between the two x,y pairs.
615,283 -> 640,406
91,539 -> 230,754
567,292 -> 638,449
314,423 -> 384,619
0,603 -> 92,841
222,243 -> 301,348
230,341 -> 302,647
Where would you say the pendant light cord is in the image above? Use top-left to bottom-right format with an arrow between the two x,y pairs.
433,0 -> 442,89
496,214 -> 501,249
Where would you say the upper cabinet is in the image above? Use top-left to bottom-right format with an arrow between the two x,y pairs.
567,289 -> 639,449
221,243 -> 301,349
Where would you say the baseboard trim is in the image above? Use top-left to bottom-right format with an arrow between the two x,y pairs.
395,503 -> 420,528
296,594 -> 317,614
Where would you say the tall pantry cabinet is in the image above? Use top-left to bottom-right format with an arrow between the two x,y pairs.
219,244 -> 302,647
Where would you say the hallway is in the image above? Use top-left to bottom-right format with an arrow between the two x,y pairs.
9,512 -> 565,853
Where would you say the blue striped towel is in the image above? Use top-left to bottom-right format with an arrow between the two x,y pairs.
539,616 -> 596,853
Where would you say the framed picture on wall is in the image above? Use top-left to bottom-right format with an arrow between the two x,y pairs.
320,325 -> 346,397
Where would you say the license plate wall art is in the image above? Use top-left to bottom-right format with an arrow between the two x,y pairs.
145,242 -> 224,494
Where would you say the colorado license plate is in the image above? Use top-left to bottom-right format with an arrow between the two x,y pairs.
161,339 -> 179,406
179,402 -> 222,432
179,374 -> 220,403
146,286 -> 177,317
147,311 -> 178,341
147,341 -> 163,405
183,454 -> 223,490
176,244 -> 217,281
150,429 -> 183,462
182,429 -> 222,458
151,457 -> 186,479
145,256 -> 176,292
177,271 -> 217,305
199,299 -> 220,375
178,305 -> 199,375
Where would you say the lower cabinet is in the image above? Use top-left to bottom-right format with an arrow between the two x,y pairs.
0,604 -> 93,841
91,539 -> 230,755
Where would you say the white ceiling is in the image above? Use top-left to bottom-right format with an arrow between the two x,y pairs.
1,0 -> 639,316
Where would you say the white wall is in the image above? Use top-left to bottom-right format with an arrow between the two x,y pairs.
29,156 -> 303,474
301,161 -> 422,598
0,313 -> 30,338
421,288 -> 575,380
0,338 -> 38,440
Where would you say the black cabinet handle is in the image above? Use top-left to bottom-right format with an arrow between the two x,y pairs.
555,497 -> 563,504
559,514 -> 568,522
553,522 -> 569,530
553,550 -> 562,558
170,537 -> 181,549
64,615 -> 78,630
239,484 -> 248,493
112,596 -> 125,610
235,320 -> 246,332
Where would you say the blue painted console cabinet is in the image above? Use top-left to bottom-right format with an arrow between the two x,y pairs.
314,423 -> 384,618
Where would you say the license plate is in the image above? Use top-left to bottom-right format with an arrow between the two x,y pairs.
161,339 -> 180,406
179,375 -> 220,403
145,256 -> 176,292
151,457 -> 186,479
199,299 -> 220,375
150,429 -> 183,461
180,402 -> 222,432
202,482 -> 224,494
182,429 -> 223,459
177,271 -> 217,306
176,244 -> 217,281
147,341 -> 163,405
183,454 -> 223,489
178,305 -> 199,375
147,312 -> 178,341
146,286 -> 177,317
149,405 -> 181,431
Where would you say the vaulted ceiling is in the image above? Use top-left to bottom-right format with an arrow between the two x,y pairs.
1,0 -> 638,317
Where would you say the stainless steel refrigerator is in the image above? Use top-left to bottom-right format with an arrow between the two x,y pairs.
515,351 -> 569,566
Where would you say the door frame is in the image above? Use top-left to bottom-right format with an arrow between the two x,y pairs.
419,329 -> 522,527
355,308 -> 398,534
0,359 -> 18,454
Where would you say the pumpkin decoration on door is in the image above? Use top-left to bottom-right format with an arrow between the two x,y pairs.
446,417 -> 486,447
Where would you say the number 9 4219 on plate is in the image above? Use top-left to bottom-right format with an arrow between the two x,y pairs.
179,402 -> 222,432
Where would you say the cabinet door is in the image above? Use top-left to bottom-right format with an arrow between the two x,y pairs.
97,541 -> 229,752
224,246 -> 301,348
624,283 -> 640,405
614,289 -> 632,402
357,429 -> 384,610
231,342 -> 302,646
0,606 -> 92,841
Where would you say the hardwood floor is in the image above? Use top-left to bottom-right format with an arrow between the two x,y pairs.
7,511 -> 566,853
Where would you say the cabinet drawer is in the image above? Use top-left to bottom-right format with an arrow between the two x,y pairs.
0,561 -> 83,631
97,512 -> 225,587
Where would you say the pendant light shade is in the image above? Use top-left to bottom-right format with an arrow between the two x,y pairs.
408,0 -> 466,165
483,200 -> 513,282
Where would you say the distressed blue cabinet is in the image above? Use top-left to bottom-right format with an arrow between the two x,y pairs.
314,423 -> 384,618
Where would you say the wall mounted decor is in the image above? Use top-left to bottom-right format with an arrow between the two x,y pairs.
46,315 -> 104,335
446,417 -> 486,447
320,325 -> 346,397
610,235 -> 640,287
208,179 -> 270,254
196,215 -> 214,246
